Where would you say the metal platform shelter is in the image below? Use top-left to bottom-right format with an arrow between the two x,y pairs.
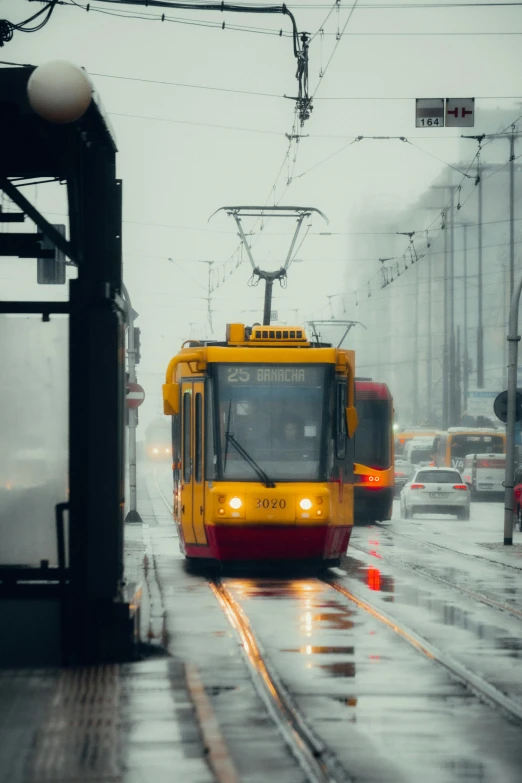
0,67 -> 134,665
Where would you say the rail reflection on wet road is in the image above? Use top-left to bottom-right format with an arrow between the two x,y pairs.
149,462 -> 522,782
218,499 -> 522,783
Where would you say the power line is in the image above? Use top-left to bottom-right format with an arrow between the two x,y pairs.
108,111 -> 285,135
64,0 -> 314,124
0,1 -> 59,46
3,60 -> 521,104
312,1 -> 359,99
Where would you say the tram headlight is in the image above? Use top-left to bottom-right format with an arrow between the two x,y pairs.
152,448 -> 159,455
299,498 -> 312,511
229,497 -> 242,510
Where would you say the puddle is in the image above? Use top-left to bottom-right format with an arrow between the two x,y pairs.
341,556 -> 395,594
310,612 -> 354,630
319,661 -> 356,678
331,695 -> 357,707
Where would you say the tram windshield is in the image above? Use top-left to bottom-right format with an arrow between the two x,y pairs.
354,399 -> 391,470
210,364 -> 330,481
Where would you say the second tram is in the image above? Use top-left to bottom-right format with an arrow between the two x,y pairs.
353,380 -> 394,523
162,323 -> 358,566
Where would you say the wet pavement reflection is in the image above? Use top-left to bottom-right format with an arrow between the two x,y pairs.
222,517 -> 522,783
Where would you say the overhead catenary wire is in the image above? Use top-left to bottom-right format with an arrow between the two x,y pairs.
63,0 -> 314,124
0,0 -> 59,46
311,0 -> 359,99
331,112 -> 522,311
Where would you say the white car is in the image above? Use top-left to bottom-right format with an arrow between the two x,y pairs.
400,467 -> 470,520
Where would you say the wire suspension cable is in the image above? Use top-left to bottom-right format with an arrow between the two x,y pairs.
62,0 -> 314,124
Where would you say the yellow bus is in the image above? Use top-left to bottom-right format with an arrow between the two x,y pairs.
162,323 -> 358,567
433,427 -> 505,472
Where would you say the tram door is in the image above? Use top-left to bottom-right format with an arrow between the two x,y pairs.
181,381 -> 207,545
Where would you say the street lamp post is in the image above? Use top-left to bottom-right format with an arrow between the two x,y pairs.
455,221 -> 472,415
122,282 -> 143,525
429,185 -> 457,428
427,243 -> 433,424
504,274 -> 522,545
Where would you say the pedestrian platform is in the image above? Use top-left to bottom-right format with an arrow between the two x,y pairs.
0,469 -> 215,783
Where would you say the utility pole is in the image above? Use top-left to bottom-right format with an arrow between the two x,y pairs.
503,273 -> 522,546
429,187 -> 454,429
122,282 -> 143,525
427,242 -> 433,424
455,325 -> 461,422
448,188 -> 457,427
477,161 -> 484,388
413,262 -> 419,423
458,222 -> 472,413
510,126 -> 516,298
462,136 -> 486,388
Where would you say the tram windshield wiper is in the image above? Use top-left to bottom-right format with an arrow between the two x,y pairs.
225,432 -> 276,489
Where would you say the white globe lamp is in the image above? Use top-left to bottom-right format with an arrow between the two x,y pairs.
27,61 -> 93,124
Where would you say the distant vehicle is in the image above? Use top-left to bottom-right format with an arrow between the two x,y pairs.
432,428 -> 505,472
354,380 -> 394,523
145,418 -> 172,461
513,466 -> 522,530
403,437 -> 435,467
394,460 -> 414,496
400,467 -> 470,520
462,453 -> 505,500
394,429 -> 440,458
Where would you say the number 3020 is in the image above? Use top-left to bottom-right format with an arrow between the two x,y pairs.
256,498 -> 286,509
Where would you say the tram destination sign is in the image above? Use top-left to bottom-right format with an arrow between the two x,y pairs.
220,365 -> 324,386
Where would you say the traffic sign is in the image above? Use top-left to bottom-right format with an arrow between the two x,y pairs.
415,98 -> 444,128
493,389 -> 522,423
467,389 -> 497,417
445,98 -> 475,127
126,381 -> 145,408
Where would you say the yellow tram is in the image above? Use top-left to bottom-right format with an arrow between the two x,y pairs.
162,323 -> 358,566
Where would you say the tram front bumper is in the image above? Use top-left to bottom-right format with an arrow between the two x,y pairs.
204,523 -> 351,562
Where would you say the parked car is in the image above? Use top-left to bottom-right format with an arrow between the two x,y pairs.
400,467 -> 470,520
394,460 -> 414,496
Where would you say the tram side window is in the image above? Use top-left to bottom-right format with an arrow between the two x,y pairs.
195,392 -> 203,483
336,381 -> 347,460
183,391 -> 191,483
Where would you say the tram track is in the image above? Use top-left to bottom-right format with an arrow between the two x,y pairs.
323,576 -> 522,726
374,522 -> 522,572
152,475 -> 351,782
152,465 -> 176,514
348,541 -> 522,622
154,481 -> 522,762
210,578 -> 350,783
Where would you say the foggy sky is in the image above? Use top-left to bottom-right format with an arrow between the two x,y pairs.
1,0 -> 521,426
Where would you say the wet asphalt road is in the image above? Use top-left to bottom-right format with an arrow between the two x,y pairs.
147,467 -> 522,782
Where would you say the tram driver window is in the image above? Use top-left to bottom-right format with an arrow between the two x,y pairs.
336,382 -> 347,460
